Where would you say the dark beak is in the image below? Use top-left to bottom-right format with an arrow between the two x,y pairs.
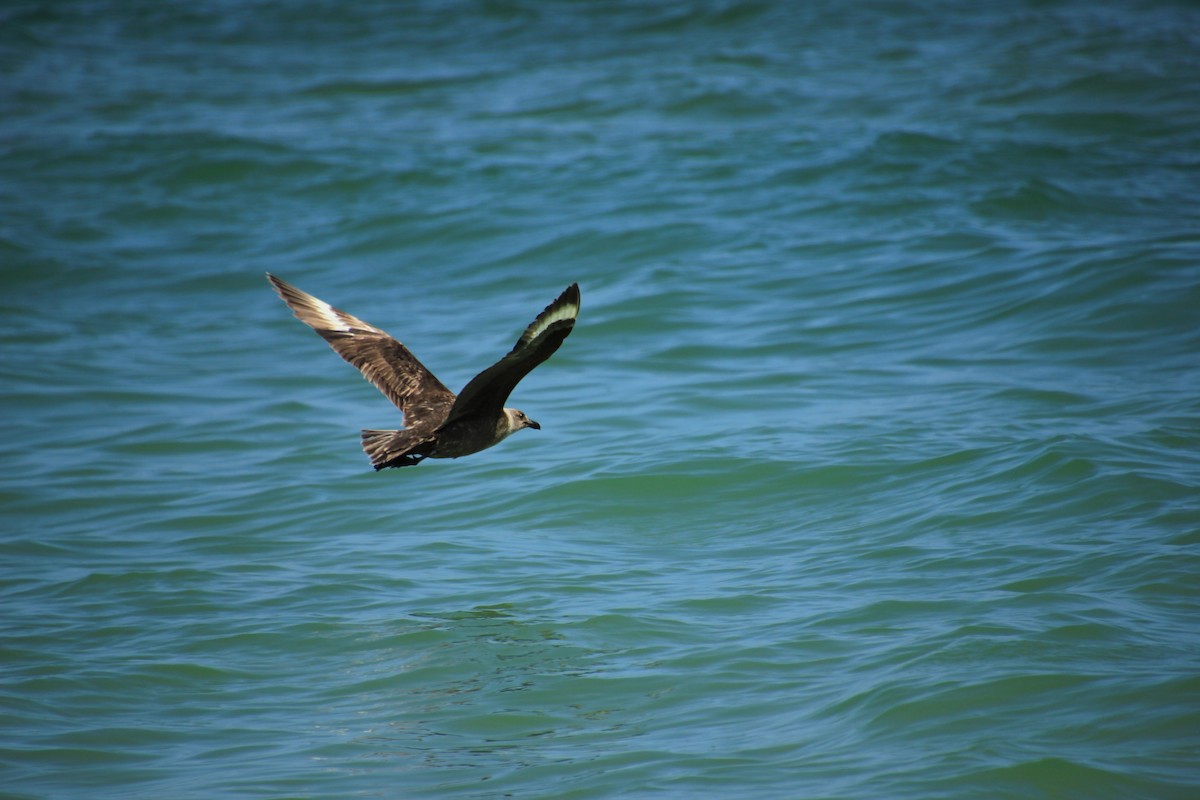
527,418 -> 541,430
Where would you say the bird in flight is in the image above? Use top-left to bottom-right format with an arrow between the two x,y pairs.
267,274 -> 580,469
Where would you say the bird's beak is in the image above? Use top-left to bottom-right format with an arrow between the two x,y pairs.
526,418 -> 541,430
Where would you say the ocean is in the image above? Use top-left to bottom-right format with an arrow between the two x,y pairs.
2,1 -> 1198,798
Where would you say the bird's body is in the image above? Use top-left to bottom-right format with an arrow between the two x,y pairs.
267,274 -> 579,469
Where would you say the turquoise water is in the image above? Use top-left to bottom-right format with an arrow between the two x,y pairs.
3,1 -> 1199,798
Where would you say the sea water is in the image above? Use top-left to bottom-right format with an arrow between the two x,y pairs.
2,2 -> 1198,798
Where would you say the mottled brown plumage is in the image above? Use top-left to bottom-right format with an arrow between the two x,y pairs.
267,274 -> 579,469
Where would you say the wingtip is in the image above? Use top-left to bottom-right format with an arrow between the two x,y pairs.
563,282 -> 581,308
552,282 -> 581,321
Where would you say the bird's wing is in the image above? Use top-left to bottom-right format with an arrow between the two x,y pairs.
444,282 -> 580,424
267,274 -> 456,429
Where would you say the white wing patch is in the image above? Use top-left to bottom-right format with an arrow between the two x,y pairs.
525,299 -> 579,343
310,296 -> 354,332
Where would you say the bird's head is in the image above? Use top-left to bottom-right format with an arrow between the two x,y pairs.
504,408 -> 541,433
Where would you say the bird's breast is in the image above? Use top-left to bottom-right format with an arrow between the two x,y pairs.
431,413 -> 512,459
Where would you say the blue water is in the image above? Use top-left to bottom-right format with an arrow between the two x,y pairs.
2,1 -> 1199,798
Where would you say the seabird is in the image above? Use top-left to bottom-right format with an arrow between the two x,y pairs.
267,274 -> 580,470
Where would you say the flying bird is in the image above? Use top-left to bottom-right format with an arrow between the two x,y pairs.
267,274 -> 580,469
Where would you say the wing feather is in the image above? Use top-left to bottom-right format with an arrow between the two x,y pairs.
267,274 -> 455,429
445,283 -> 580,423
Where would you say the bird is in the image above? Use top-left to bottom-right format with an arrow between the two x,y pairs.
267,274 -> 580,470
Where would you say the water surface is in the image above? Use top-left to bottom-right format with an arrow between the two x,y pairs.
2,2 -> 1199,798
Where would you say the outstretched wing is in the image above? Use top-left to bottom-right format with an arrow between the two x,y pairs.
445,283 -> 580,424
267,274 -> 456,429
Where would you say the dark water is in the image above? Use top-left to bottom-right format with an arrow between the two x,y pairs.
2,1 -> 1199,798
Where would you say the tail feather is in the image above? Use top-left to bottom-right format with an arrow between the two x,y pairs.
361,429 -> 433,470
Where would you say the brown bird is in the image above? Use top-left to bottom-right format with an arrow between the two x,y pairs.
268,274 -> 580,469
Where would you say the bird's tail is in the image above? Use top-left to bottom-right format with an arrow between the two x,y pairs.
361,429 -> 432,470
